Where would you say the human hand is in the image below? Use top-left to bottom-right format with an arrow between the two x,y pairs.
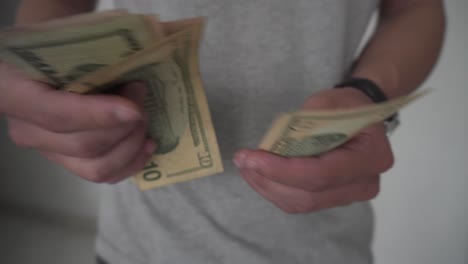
234,88 -> 394,213
0,62 -> 157,183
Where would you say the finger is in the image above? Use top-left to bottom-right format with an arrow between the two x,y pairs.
234,125 -> 393,192
7,117 -> 138,158
42,122 -> 152,183
0,65 -> 145,132
241,169 -> 306,213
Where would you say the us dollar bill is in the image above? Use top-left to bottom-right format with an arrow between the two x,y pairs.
259,91 -> 427,157
71,20 -> 224,189
0,13 -> 163,87
129,21 -> 224,190
0,12 -> 223,190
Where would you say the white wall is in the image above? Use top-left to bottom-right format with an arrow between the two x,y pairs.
371,1 -> 468,263
0,0 -> 466,263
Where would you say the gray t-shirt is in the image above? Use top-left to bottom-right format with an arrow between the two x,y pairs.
96,1 -> 379,263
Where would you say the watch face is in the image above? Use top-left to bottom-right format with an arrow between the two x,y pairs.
385,114 -> 400,136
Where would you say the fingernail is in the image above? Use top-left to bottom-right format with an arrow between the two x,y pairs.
114,107 -> 141,123
234,151 -> 258,170
233,151 -> 246,168
244,159 -> 258,170
145,140 -> 157,155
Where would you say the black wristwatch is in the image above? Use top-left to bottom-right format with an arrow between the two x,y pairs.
334,77 -> 400,135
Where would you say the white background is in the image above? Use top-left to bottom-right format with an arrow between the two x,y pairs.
0,0 -> 466,263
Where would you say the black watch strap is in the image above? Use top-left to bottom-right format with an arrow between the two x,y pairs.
334,77 -> 389,103
334,77 -> 400,134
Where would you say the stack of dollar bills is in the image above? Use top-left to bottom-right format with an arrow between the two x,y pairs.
0,9 -> 426,190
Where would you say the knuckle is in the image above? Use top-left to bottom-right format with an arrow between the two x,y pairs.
373,137 -> 395,173
366,183 -> 381,200
379,152 -> 395,172
360,182 -> 381,201
72,137 -> 110,158
85,164 -> 113,183
8,126 -> 29,147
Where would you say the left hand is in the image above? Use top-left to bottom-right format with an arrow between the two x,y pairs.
233,88 -> 395,213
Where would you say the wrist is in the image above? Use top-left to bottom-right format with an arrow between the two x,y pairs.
334,77 -> 400,135
335,78 -> 390,103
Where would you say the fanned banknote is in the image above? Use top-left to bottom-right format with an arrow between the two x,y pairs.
259,91 -> 428,157
0,12 -> 164,87
114,21 -> 223,190
0,11 -> 223,190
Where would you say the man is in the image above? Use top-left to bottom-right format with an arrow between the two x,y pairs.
0,0 -> 445,263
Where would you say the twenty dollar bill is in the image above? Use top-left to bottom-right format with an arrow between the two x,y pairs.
0,11 -> 223,190
259,91 -> 427,157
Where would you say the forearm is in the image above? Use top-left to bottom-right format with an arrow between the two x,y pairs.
15,0 -> 96,25
351,0 -> 446,99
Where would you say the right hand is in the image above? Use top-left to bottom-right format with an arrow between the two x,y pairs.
0,62 -> 157,183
